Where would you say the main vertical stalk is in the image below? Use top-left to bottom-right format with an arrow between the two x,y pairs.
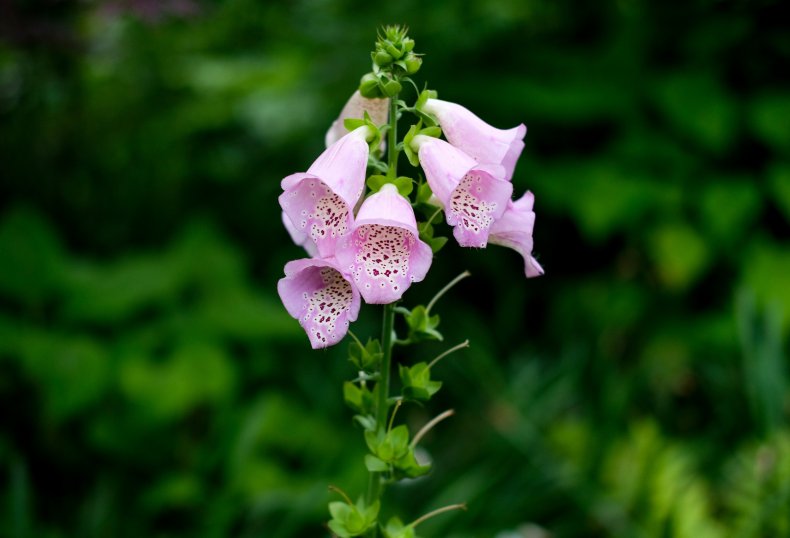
365,93 -> 400,538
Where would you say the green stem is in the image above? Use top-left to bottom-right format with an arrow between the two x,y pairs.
365,302 -> 395,536
387,95 -> 398,176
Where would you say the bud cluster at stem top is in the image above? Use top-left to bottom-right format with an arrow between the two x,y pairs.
359,25 -> 422,98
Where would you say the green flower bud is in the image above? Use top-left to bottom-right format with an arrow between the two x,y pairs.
374,50 -> 393,67
402,38 -> 415,52
359,72 -> 382,98
404,54 -> 422,74
382,79 -> 402,97
384,42 -> 403,60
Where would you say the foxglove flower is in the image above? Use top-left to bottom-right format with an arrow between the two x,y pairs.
277,257 -> 361,349
413,135 -> 513,248
422,98 -> 526,181
279,126 -> 371,258
325,90 -> 389,148
282,212 -> 319,258
489,191 -> 544,278
336,184 -> 432,304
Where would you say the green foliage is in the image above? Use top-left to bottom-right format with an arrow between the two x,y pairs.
399,362 -> 442,401
1,0 -> 788,537
328,498 -> 380,537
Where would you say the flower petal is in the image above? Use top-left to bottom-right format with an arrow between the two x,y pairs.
416,137 -> 512,247
489,191 -> 544,278
422,98 -> 526,181
279,175 -> 352,258
277,257 -> 361,349
325,90 -> 389,148
279,127 -> 370,257
336,185 -> 432,304
282,211 -> 319,258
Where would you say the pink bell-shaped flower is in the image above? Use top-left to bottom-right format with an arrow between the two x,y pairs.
277,257 -> 361,349
336,184 -> 433,304
422,98 -> 526,181
489,191 -> 544,278
413,135 -> 513,248
279,126 -> 371,258
325,90 -> 389,148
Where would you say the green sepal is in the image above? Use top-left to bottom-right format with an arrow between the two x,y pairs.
365,425 -> 410,463
328,498 -> 380,538
364,454 -> 389,472
416,181 -> 435,205
419,126 -> 441,138
402,123 -> 422,167
404,120 -> 443,167
343,381 -> 375,414
393,449 -> 432,479
354,414 -> 376,431
348,337 -> 383,371
399,362 -> 442,401
368,175 -> 414,197
382,517 -> 419,538
401,305 -> 443,342
381,79 -> 402,97
415,89 -> 438,110
343,111 -> 382,149
384,42 -> 403,60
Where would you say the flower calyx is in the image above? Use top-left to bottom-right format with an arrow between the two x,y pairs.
403,120 -> 442,167
328,494 -> 380,538
343,111 -> 383,150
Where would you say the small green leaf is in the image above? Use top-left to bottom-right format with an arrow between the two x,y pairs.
392,176 -> 414,197
427,236 -> 448,253
402,123 -> 421,167
416,181 -> 435,205
401,305 -> 443,342
364,454 -> 389,472
419,126 -> 441,138
400,362 -> 442,401
348,337 -> 383,371
415,89 -> 438,110
354,414 -> 376,431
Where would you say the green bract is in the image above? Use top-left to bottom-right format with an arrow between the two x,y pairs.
399,362 -> 442,401
328,499 -> 380,538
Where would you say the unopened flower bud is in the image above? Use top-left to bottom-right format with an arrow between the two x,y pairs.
374,51 -> 393,67
404,54 -> 422,74
384,42 -> 403,60
382,79 -> 402,97
359,72 -> 382,98
402,38 -> 415,52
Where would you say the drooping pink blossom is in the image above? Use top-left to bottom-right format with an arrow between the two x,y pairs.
279,126 -> 371,258
336,184 -> 432,304
489,191 -> 544,278
422,98 -> 526,181
277,257 -> 361,349
325,90 -> 389,148
413,135 -> 513,248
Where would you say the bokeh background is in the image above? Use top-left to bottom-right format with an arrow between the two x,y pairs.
1,0 -> 789,537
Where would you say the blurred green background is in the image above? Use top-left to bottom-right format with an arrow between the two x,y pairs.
1,0 -> 789,537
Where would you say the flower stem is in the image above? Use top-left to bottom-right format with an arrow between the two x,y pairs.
426,270 -> 471,315
365,302 -> 396,535
409,503 -> 467,528
428,340 -> 470,370
411,409 -> 455,448
387,95 -> 398,176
